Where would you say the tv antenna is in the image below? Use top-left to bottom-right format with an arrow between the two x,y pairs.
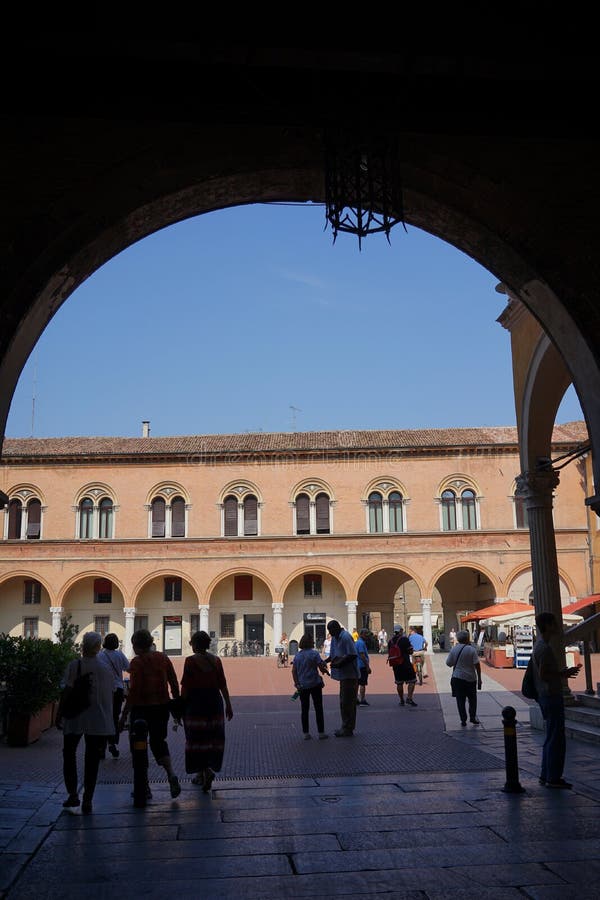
31,353 -> 38,437
289,405 -> 302,432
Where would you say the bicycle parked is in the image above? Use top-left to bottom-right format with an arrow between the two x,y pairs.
275,644 -> 288,667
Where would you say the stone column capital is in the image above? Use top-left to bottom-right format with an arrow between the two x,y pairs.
49,606 -> 63,615
198,604 -> 210,612
123,607 -> 137,620
272,602 -> 284,611
419,598 -> 432,609
345,600 -> 358,610
516,467 -> 560,508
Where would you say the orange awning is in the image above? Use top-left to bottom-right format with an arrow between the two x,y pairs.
461,601 -> 534,623
562,594 -> 600,615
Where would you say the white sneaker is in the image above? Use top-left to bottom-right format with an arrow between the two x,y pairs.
303,733 -> 312,740
318,733 -> 329,740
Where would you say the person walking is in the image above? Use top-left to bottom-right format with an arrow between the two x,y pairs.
59,631 -> 114,813
532,611 -> 581,789
446,629 -> 482,726
449,628 -> 457,646
378,628 -> 388,654
98,632 -> 130,758
118,628 -> 182,800
388,626 -> 418,707
355,628 -> 372,705
324,620 -> 359,737
408,625 -> 428,682
180,630 -> 233,792
292,632 -> 329,740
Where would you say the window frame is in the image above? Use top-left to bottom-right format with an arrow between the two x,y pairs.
304,573 -> 323,598
164,576 -> 183,602
23,617 -> 39,639
220,613 -> 235,638
93,578 -> 112,604
24,579 -> 42,604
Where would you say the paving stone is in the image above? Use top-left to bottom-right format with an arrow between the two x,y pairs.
0,853 -> 28,893
446,862 -> 565,888
337,824 -> 505,850
17,852 -> 292,885
5,825 -> 52,853
43,824 -> 179,846
544,857 -> 600,882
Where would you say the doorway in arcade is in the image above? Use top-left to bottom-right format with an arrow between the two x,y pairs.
303,612 -> 327,650
244,614 -> 265,652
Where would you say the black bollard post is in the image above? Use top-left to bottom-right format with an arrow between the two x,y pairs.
131,718 -> 149,808
501,706 -> 525,793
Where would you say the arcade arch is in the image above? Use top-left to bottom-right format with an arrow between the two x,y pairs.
432,564 -> 500,635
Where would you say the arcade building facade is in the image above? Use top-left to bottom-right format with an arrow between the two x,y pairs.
0,423 -> 592,657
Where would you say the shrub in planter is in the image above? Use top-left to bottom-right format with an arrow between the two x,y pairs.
0,634 -> 77,722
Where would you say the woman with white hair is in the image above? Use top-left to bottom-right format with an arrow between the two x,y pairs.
59,631 -> 114,813
445,630 -> 482,726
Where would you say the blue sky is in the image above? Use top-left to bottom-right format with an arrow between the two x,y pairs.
6,203 -> 583,438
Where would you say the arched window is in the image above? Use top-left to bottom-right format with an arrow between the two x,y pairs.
515,493 -> 528,528
461,489 -> 477,530
98,497 -> 113,539
441,490 -> 457,531
368,492 -> 383,533
171,496 -> 186,537
8,499 -> 22,539
295,493 -> 310,534
243,495 -> 258,536
79,497 -> 94,538
151,497 -> 166,537
25,499 -> 41,539
293,487 -> 332,535
388,491 -> 403,532
223,495 -> 238,536
315,492 -> 330,534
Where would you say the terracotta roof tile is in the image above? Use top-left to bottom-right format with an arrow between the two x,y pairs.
1,421 -> 588,460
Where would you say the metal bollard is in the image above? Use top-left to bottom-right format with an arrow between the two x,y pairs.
131,718 -> 149,808
501,706 -> 525,793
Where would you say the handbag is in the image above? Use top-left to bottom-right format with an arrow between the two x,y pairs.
57,660 -> 93,720
521,655 -> 539,701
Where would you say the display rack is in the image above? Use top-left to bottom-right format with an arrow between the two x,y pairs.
514,624 -> 534,669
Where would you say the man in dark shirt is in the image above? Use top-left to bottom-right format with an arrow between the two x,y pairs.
324,620 -> 359,736
532,612 -> 581,789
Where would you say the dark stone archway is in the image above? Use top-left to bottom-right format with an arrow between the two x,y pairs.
2,46 -> 600,493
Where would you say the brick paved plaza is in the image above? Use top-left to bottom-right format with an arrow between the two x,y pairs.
2,653 -> 600,898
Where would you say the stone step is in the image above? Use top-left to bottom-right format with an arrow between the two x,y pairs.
564,719 -> 600,744
565,704 -> 600,726
573,693 -> 600,710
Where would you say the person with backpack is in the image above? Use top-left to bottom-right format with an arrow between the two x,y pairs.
388,626 -> 418,707
59,631 -> 114,813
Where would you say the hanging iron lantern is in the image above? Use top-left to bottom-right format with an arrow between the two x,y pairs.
324,129 -> 406,249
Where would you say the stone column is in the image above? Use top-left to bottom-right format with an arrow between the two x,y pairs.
124,607 -> 136,657
420,598 -> 433,652
516,467 -> 569,687
199,604 -> 210,633
50,607 -> 62,643
272,602 -> 284,644
345,600 -> 358,633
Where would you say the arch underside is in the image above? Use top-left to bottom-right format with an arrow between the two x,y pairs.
2,50 -> 600,495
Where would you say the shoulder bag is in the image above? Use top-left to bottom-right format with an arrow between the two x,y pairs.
521,654 -> 539,701
450,645 -> 467,697
57,660 -> 93,720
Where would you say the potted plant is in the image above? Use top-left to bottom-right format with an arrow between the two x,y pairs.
0,632 -> 77,746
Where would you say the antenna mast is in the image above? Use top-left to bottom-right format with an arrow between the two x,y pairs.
31,354 -> 38,437
289,405 -> 302,432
